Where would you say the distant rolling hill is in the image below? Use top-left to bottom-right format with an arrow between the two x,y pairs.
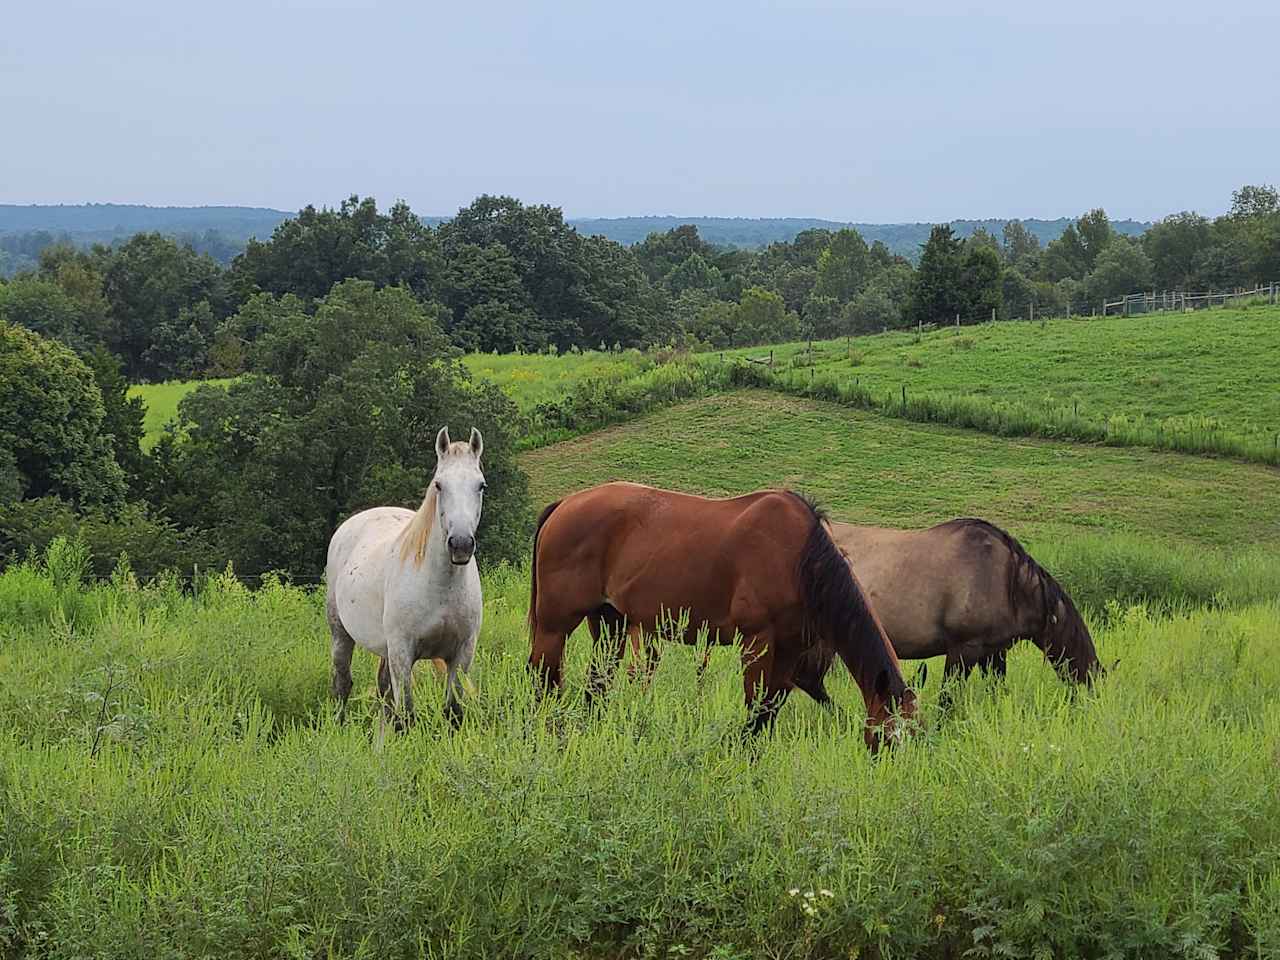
568,216 -> 1151,256
0,203 -> 1151,270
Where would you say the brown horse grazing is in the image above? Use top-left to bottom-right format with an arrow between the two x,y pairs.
782,518 -> 1101,708
527,482 -> 918,751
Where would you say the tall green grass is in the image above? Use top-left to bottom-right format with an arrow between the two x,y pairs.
2,544 -> 1279,958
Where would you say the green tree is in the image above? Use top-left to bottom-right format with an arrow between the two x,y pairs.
1230,184 -> 1279,220
0,322 -> 125,506
961,244 -> 1004,319
231,196 -> 444,303
734,287 -> 796,345
1143,213 -> 1212,289
442,243 -> 539,351
1002,220 -> 1041,264
82,347 -> 147,495
842,286 -> 899,334
966,227 -> 1002,257
666,253 -> 722,297
813,229 -> 871,303
905,225 -> 965,324
1086,240 -> 1153,307
1041,210 -> 1113,283
0,276 -> 95,352
101,232 -> 226,379
1001,268 -> 1037,320
153,282 -> 530,574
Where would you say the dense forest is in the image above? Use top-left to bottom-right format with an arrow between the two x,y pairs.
1,204 -> 1151,274
2,187 -> 1277,580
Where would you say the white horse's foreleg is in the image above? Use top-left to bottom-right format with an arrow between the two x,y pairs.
443,633 -> 478,729
385,641 -> 417,732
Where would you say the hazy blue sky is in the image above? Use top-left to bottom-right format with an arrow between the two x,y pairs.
3,0 -> 1277,221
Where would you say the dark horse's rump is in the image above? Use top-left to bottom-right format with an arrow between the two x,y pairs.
526,482 -> 916,751
791,515 -> 1099,701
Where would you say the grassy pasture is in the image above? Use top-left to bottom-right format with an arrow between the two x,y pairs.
717,306 -> 1280,444
462,350 -> 648,410
520,391 -> 1280,552
2,547 -> 1279,959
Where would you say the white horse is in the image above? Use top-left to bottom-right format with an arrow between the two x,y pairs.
326,426 -> 486,730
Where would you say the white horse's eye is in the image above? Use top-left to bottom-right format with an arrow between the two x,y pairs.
478,482 -> 487,493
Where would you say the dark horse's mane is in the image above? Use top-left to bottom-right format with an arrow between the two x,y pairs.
787,491 -> 908,706
941,518 -> 1096,682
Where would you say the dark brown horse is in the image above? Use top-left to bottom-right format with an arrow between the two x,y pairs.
527,482 -> 917,750
783,518 -> 1101,707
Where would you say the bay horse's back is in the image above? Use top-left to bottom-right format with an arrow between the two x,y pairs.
527,481 -> 915,749
529,481 -> 814,645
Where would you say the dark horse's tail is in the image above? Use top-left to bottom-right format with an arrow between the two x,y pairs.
787,492 -> 911,711
948,518 -> 1099,684
528,499 -> 564,638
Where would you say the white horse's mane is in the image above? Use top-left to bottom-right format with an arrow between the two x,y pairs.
396,442 -> 475,567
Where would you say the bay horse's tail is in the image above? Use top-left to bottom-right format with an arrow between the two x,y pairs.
528,499 -> 564,638
788,493 -> 912,714
949,518 -> 1099,684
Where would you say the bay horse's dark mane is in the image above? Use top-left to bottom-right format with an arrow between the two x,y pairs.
940,517 -> 1096,681
786,490 -> 908,707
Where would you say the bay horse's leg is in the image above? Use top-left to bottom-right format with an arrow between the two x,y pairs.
740,634 -> 795,738
327,592 -> 355,717
529,622 -> 574,694
585,606 -> 627,707
791,645 -> 835,709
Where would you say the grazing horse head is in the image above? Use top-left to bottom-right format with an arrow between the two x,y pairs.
431,426 -> 486,565
1037,583 -> 1101,685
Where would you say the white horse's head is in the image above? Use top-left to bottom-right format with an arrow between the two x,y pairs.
432,426 -> 485,565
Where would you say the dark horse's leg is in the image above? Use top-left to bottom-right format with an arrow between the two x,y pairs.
938,651 -> 973,714
979,647 -> 1009,679
584,604 -> 628,708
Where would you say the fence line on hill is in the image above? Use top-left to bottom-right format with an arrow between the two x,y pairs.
1101,283 -> 1278,316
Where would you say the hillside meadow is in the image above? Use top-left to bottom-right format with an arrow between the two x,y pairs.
719,305 -> 1280,446
126,305 -> 1280,463
2,543 -> 1279,960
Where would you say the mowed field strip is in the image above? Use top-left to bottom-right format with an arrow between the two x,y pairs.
520,390 -> 1280,550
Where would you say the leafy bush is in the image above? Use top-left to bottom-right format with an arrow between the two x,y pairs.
0,498 -> 220,578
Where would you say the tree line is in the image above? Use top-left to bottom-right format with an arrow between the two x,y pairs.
1,187 -> 1277,579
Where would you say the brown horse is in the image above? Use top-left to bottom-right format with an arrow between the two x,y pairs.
781,518 -> 1101,708
526,482 -> 917,751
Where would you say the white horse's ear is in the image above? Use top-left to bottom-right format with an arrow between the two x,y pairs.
469,427 -> 483,460
435,426 -> 451,458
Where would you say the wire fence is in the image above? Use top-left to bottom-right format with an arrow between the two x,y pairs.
1102,283 -> 1280,316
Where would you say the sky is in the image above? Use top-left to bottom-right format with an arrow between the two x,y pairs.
2,0 -> 1278,222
